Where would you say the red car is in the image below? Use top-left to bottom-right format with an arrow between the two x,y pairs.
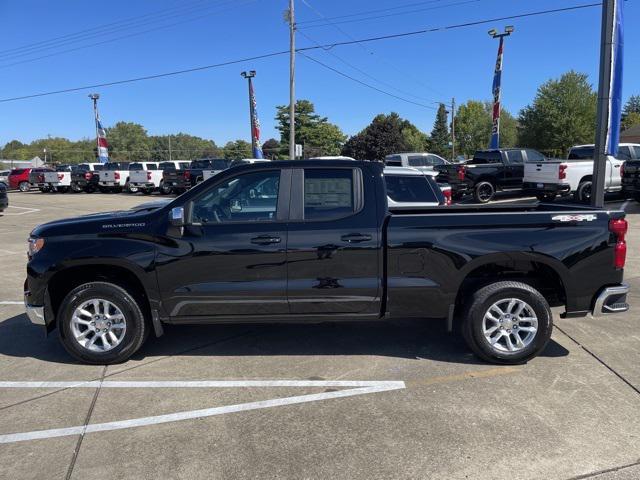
8,168 -> 32,192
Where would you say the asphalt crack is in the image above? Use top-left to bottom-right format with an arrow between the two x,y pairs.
65,365 -> 107,480
555,325 -> 640,396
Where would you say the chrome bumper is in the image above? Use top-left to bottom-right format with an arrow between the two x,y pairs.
24,296 -> 45,326
592,283 -> 630,317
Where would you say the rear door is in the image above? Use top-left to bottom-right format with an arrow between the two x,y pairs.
286,166 -> 381,315
503,150 -> 525,188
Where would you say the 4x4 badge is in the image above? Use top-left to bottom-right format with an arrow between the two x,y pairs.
552,214 -> 597,222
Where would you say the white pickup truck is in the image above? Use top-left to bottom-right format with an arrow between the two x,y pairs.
128,162 -> 161,194
98,162 -> 131,193
523,144 -> 636,202
41,165 -> 74,193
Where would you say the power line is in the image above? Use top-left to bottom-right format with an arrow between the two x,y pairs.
299,0 -> 446,98
0,2 -> 603,104
299,52 -> 438,109
300,0 -> 483,29
0,0 -> 256,69
0,0 -> 215,57
297,0 -> 453,24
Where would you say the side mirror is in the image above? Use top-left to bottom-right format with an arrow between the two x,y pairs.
169,206 -> 185,227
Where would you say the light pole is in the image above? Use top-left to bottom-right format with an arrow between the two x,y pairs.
488,26 -> 514,149
88,93 -> 101,161
241,70 -> 263,159
288,0 -> 296,159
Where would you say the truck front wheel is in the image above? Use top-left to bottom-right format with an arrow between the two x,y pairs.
58,282 -> 148,364
473,181 -> 495,203
461,281 -> 552,364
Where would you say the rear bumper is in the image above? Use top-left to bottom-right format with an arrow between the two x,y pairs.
131,182 -> 155,188
523,182 -> 571,194
591,283 -> 630,317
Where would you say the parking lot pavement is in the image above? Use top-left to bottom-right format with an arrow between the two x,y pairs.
1,191 -> 639,480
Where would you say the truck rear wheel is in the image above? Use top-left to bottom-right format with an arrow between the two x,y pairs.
18,181 -> 30,192
575,181 -> 592,204
58,282 -> 148,364
461,281 -> 552,364
473,181 -> 495,203
159,181 -> 172,195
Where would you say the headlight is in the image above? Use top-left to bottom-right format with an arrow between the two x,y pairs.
27,237 -> 45,257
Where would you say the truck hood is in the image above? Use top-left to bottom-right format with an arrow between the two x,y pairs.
30,208 -> 157,238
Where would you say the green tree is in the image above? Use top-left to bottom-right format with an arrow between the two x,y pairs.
222,140 -> 252,160
261,138 -> 283,159
622,95 -> 640,131
517,71 -> 596,155
454,101 -> 517,157
341,112 -> 428,161
275,99 -> 346,157
106,122 -> 151,161
429,104 -> 450,158
148,134 -> 219,161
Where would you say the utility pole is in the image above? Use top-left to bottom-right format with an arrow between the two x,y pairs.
288,0 -> 296,159
592,0 -> 624,207
451,97 -> 456,161
88,93 -> 101,161
487,26 -> 514,149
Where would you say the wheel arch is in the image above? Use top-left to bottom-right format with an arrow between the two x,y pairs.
47,262 -> 152,331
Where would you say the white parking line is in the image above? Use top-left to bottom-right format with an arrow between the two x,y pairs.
1,205 -> 40,216
0,301 -> 22,305
0,380 -> 405,444
621,200 -> 630,211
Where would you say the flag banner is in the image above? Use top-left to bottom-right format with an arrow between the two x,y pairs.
96,117 -> 109,164
249,81 -> 264,159
605,0 -> 624,156
489,37 -> 504,149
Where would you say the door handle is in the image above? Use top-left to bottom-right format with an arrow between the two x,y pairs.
341,233 -> 372,243
251,235 -> 281,245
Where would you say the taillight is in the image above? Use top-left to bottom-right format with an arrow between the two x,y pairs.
442,188 -> 452,206
147,171 -> 152,181
610,218 -> 628,269
114,172 -> 120,180
84,172 -> 92,180
457,166 -> 466,181
184,171 -> 191,180
58,174 -> 64,181
37,174 -> 44,182
559,164 -> 567,180
620,162 -> 625,176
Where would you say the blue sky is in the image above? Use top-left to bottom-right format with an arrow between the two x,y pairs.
0,0 -> 638,147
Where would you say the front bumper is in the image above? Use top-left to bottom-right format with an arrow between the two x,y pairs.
592,283 -> 629,317
24,295 -> 45,325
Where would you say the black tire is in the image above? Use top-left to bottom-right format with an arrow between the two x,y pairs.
536,192 -> 556,202
575,181 -> 592,204
19,181 -> 30,192
58,282 -> 147,364
85,185 -> 96,193
159,181 -> 172,195
58,186 -> 70,193
473,181 -> 495,203
461,281 -> 552,364
98,186 -> 109,193
71,183 -> 83,193
141,188 -> 153,195
39,186 -> 50,193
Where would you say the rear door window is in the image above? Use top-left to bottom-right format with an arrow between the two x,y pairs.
505,150 -> 524,164
525,149 -> 546,162
303,169 -> 356,220
385,175 -> 437,203
384,155 -> 403,167
470,151 -> 501,164
617,146 -> 633,160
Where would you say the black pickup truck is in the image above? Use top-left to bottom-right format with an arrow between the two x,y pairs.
24,160 -> 630,365
620,145 -> 640,201
162,158 -> 230,194
435,148 -> 547,203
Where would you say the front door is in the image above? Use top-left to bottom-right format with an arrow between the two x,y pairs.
504,149 -> 525,189
286,167 -> 381,315
155,168 -> 290,318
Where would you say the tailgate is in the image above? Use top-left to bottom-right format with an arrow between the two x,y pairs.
43,172 -> 59,183
100,171 -> 115,182
130,171 -> 147,183
433,165 -> 460,184
524,161 -> 559,184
